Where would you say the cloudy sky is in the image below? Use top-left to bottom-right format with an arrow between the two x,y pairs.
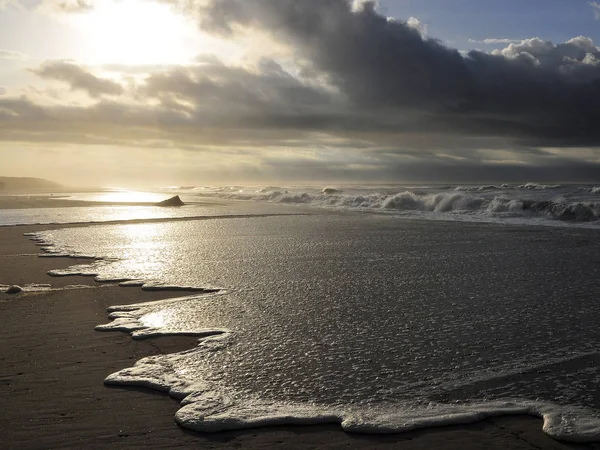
2,0 -> 600,186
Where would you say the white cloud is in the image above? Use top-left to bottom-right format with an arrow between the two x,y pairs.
582,52 -> 600,66
566,36 -> 599,53
493,36 -> 600,70
469,38 -> 522,45
38,0 -> 94,14
497,37 -> 555,60
590,1 -> 600,20
0,0 -> 19,9
406,16 -> 427,36
0,49 -> 28,60
351,0 -> 379,13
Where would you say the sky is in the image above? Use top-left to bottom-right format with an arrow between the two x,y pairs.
1,0 -> 600,186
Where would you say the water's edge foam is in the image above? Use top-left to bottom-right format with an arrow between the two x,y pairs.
102,309 -> 600,442
25,230 -> 600,443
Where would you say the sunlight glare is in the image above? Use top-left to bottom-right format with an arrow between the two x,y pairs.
74,0 -> 199,65
140,310 -> 169,328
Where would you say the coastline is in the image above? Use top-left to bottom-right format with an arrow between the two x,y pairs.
0,222 -> 594,449
0,194 -> 225,210
0,194 -> 155,210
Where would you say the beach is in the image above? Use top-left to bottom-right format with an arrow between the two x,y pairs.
3,0 -> 600,444
0,210 -> 596,449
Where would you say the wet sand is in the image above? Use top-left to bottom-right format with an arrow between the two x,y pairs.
0,224 -> 593,449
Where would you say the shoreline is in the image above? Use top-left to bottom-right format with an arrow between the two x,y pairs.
0,223 -> 594,449
3,189 -> 600,233
0,194 -> 226,210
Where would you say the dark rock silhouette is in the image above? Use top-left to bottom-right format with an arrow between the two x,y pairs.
155,195 -> 185,207
6,285 -> 23,294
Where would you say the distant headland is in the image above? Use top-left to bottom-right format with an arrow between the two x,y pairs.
0,177 -> 63,193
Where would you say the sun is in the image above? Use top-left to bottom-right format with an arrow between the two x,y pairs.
73,0 -> 199,65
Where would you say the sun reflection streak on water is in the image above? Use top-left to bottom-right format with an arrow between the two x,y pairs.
115,223 -> 170,278
140,310 -> 170,328
65,190 -> 167,203
119,223 -> 166,244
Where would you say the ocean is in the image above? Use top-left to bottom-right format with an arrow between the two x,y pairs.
5,183 -> 600,441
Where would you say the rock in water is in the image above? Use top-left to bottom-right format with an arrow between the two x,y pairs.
155,195 -> 184,207
6,285 -> 23,294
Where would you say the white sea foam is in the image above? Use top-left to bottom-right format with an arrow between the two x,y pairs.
93,292 -> 600,442
118,280 -> 146,287
518,182 -> 563,190
96,293 -> 228,339
48,264 -> 105,278
102,326 -> 600,442
214,188 -> 600,225
454,185 -> 501,192
177,395 -> 600,442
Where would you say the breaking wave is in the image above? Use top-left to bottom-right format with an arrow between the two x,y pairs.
517,182 -> 563,190
454,185 -> 505,192
215,189 -> 600,223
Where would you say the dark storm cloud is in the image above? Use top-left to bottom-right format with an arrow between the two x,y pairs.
198,0 -> 470,108
0,89 -> 331,147
385,160 -> 600,183
194,0 -> 600,147
142,58 -> 337,127
31,60 -> 123,97
257,154 -> 600,183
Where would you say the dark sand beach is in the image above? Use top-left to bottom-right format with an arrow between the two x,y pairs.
0,218 -> 594,450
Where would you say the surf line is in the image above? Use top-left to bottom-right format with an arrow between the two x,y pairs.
4,212 -> 315,228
